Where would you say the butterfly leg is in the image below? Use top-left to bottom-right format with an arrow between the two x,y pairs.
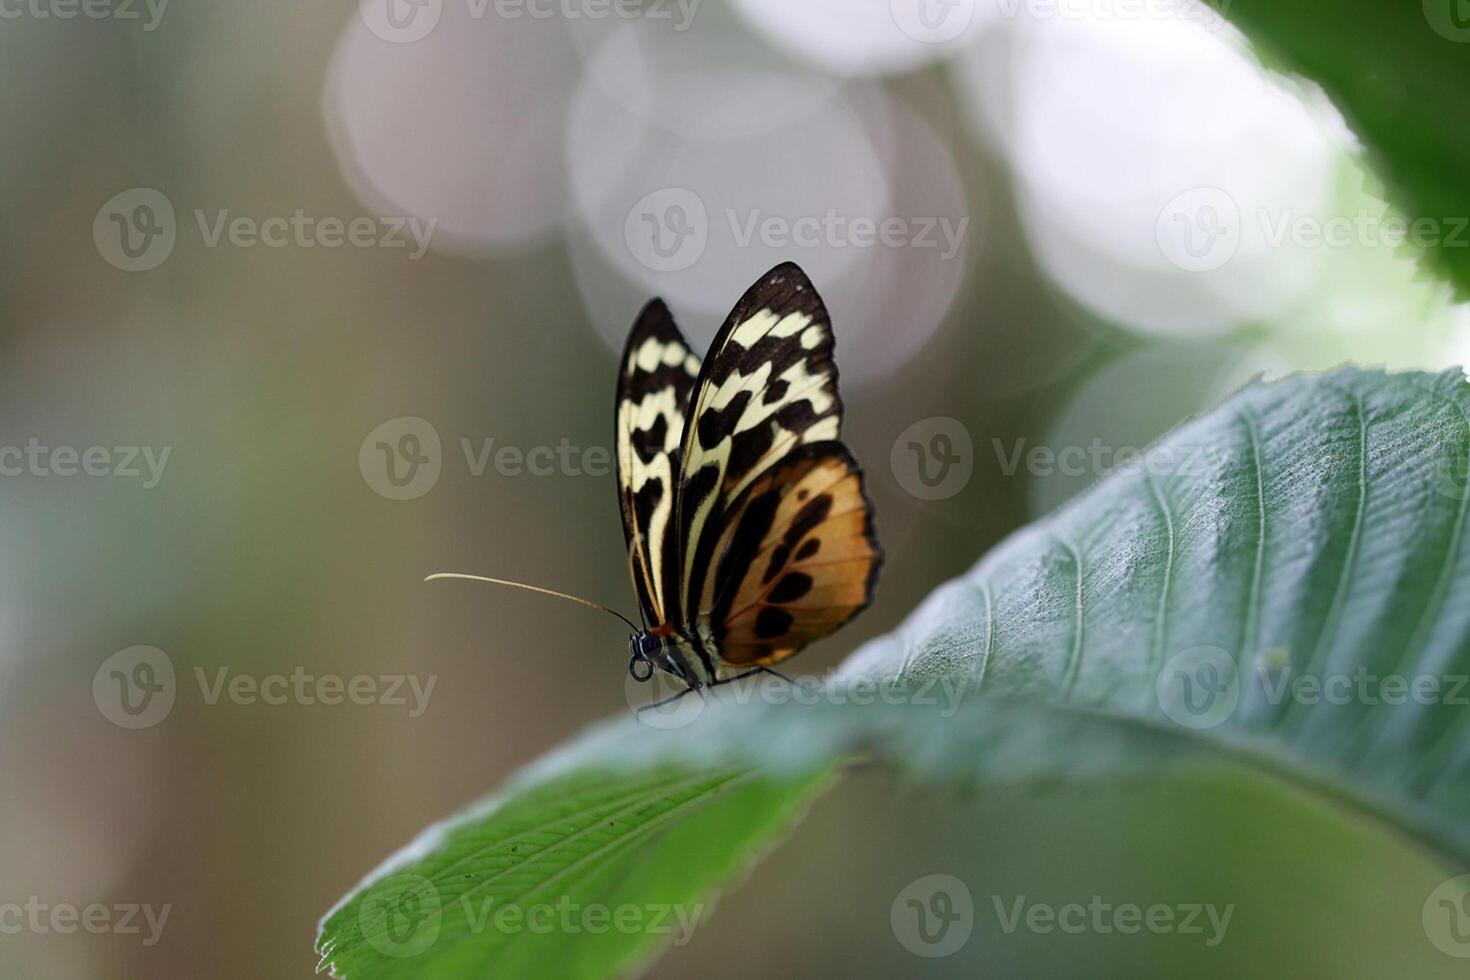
634,682 -> 705,716
708,666 -> 797,689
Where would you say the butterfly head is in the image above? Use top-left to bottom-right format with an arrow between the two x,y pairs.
628,630 -> 703,689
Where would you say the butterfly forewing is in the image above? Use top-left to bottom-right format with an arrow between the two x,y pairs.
615,298 -> 702,628
674,263 -> 846,625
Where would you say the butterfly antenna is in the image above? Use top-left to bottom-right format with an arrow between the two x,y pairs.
424,573 -> 641,632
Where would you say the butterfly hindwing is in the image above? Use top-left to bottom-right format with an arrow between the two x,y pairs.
675,263 -> 845,632
615,298 -> 701,628
702,441 -> 881,666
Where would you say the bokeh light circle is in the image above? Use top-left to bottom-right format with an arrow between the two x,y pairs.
957,13 -> 1346,337
566,28 -> 972,388
324,7 -> 584,256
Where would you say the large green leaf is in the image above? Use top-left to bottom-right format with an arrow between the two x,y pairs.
1224,0 -> 1470,296
318,367 -> 1470,978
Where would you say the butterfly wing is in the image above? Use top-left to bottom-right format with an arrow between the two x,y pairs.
702,441 -> 881,666
615,298 -> 702,628
674,262 -> 880,665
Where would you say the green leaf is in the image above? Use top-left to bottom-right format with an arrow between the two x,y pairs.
1223,0 -> 1470,296
317,765 -> 834,978
317,367 -> 1470,978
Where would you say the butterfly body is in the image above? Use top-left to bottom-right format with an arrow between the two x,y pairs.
617,263 -> 882,702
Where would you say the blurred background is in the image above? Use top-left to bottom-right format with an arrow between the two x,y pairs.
2,0 -> 1466,976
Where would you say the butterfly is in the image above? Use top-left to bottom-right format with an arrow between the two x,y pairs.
430,263 -> 882,711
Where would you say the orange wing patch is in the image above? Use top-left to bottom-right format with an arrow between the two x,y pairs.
700,442 -> 881,667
